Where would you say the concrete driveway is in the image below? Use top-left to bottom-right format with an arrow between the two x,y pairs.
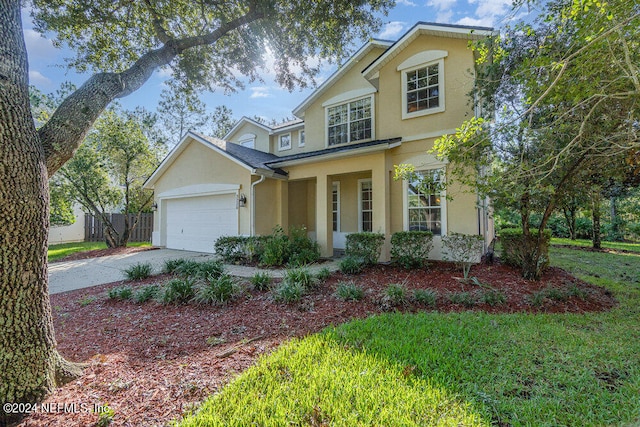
48,248 -> 217,295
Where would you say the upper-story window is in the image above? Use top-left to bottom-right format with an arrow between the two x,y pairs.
299,130 -> 305,147
398,50 -> 447,120
327,96 -> 372,146
238,133 -> 256,149
278,133 -> 291,151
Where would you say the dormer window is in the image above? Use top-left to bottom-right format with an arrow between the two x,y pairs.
238,133 -> 256,149
327,96 -> 372,146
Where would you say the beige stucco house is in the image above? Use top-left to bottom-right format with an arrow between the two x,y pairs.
143,22 -> 496,261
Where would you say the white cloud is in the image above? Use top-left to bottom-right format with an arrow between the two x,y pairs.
29,70 -> 51,86
461,0 -> 512,26
426,0 -> 457,23
23,29 -> 56,60
378,21 -> 406,40
397,0 -> 417,6
456,16 -> 489,26
250,86 -> 270,99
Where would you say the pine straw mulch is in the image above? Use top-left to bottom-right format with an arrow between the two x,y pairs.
20,261 -> 616,427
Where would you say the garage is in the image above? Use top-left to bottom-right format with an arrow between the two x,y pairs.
165,193 -> 238,253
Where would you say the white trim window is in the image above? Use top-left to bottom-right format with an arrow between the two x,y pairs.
327,96 -> 372,146
405,169 -> 444,235
401,59 -> 445,119
332,182 -> 340,232
358,179 -> 373,232
299,130 -> 305,147
278,133 -> 291,151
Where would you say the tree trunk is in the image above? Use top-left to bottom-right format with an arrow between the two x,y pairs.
592,190 -> 602,249
0,3 -> 82,425
563,204 -> 577,240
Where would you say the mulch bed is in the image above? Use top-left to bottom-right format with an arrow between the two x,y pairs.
20,261 -> 616,427
53,246 -> 159,263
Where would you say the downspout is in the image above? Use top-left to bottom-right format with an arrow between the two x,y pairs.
251,174 -> 266,236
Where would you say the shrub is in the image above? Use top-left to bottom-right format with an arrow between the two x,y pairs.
315,267 -> 331,282
159,278 -> 195,304
382,283 -> 408,306
260,226 -> 290,266
335,282 -> 364,301
448,292 -> 476,307
251,272 -> 272,291
273,281 -> 305,303
345,232 -> 385,265
442,233 -> 485,279
108,286 -> 133,300
390,231 -> 433,269
174,260 -> 203,278
575,217 -> 593,240
567,283 -> 589,300
288,226 -> 320,266
194,260 -> 224,280
193,274 -> 241,305
134,285 -> 159,303
124,262 -> 153,281
413,289 -> 437,307
163,258 -> 187,274
283,267 -> 316,290
500,228 -> 551,280
479,290 -> 506,306
339,256 -> 365,275
214,236 -> 266,264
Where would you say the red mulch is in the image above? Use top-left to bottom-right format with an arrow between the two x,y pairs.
20,261 -> 616,427
53,246 -> 158,263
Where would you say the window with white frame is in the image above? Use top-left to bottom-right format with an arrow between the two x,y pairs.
327,97 -> 372,146
332,182 -> 339,232
407,169 -> 443,235
401,59 -> 445,119
278,133 -> 291,151
238,133 -> 256,149
299,130 -> 305,147
359,179 -> 373,232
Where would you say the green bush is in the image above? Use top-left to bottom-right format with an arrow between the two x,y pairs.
283,267 -> 316,290
413,289 -> 437,307
288,226 -> 320,266
134,285 -> 159,303
159,278 -> 195,304
108,286 -> 133,300
442,233 -> 485,279
345,232 -> 385,265
382,283 -> 408,307
124,262 -> 153,281
339,256 -> 365,275
315,267 -> 331,282
193,274 -> 241,305
260,226 -> 290,266
174,260 -> 202,277
194,260 -> 224,280
479,290 -> 506,306
163,258 -> 187,274
214,236 -> 266,264
390,231 -> 433,269
575,217 -> 593,239
335,282 -> 364,301
250,272 -> 272,291
448,292 -> 476,307
272,281 -> 305,303
500,228 -> 551,279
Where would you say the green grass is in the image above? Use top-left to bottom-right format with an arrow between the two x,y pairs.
179,246 -> 640,426
552,237 -> 640,253
48,241 -> 150,262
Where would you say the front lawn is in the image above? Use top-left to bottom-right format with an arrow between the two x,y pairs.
552,237 -> 640,253
180,247 -> 640,426
48,241 -> 150,262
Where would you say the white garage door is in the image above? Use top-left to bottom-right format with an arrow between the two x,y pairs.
165,194 -> 238,253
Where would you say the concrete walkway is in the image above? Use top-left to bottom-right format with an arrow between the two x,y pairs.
48,248 -> 340,295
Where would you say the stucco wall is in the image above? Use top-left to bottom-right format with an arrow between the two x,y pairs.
48,204 -> 85,245
226,121 -> 270,152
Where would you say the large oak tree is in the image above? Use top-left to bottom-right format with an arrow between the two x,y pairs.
0,0 -> 392,424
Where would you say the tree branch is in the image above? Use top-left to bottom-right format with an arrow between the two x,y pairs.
40,5 -> 264,176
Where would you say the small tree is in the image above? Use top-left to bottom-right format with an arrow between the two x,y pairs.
442,233 -> 485,280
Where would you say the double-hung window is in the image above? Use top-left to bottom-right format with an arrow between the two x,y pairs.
327,97 -> 372,146
406,169 -> 444,235
278,133 -> 291,151
398,50 -> 447,119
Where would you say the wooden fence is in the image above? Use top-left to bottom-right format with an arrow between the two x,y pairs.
84,213 -> 153,243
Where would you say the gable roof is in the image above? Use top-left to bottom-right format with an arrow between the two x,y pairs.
143,131 -> 287,189
223,116 -> 272,140
291,39 -> 393,118
363,22 -> 496,80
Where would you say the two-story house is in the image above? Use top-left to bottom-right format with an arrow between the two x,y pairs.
143,22 -> 496,260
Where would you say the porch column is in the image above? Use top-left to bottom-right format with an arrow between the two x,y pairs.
316,174 -> 333,257
277,180 -> 289,232
372,155 -> 391,262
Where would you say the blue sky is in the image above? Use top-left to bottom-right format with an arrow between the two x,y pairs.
23,0 -> 527,123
